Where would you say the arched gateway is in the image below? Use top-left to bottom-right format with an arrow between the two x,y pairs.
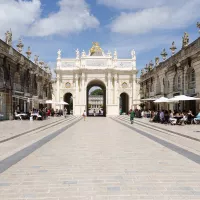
53,42 -> 140,116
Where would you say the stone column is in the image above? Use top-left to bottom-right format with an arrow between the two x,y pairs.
132,73 -> 136,108
107,72 -> 111,104
56,74 -> 60,102
114,74 -> 118,104
75,74 -> 79,104
82,73 -> 85,105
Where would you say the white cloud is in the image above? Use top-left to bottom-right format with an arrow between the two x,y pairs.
0,0 -> 41,39
28,0 -> 99,37
101,0 -> 200,35
97,0 -> 187,10
0,0 -> 99,39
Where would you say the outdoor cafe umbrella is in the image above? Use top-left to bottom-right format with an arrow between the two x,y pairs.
154,97 -> 170,103
56,101 -> 68,105
169,95 -> 200,101
46,100 -> 53,104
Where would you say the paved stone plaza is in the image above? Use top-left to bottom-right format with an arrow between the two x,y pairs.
0,118 -> 200,200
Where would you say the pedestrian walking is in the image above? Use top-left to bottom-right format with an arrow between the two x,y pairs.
83,110 -> 86,121
64,108 -> 67,118
130,109 -> 135,124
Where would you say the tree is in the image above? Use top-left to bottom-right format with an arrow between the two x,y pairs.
90,89 -> 103,95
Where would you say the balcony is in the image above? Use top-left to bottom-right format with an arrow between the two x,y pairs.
13,83 -> 22,92
0,82 -> 4,89
149,92 -> 154,97
187,88 -> 196,96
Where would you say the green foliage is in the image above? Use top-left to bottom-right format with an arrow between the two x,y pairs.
90,89 -> 103,95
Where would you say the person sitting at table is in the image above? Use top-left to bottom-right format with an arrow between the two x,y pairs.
194,111 -> 200,124
14,110 -> 22,120
187,110 -> 194,124
169,110 -> 177,125
160,110 -> 165,123
179,112 -> 187,125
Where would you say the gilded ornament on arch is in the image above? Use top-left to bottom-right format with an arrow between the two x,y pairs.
122,82 -> 128,88
90,42 -> 103,55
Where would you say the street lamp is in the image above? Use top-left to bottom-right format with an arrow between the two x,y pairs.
26,46 -> 32,59
16,38 -> 24,53
149,60 -> 154,70
170,41 -> 177,56
197,22 -> 200,33
161,48 -> 168,61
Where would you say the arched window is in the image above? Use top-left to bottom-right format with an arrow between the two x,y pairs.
0,68 -> 4,83
178,76 -> 181,90
188,69 -> 195,89
14,72 -> 20,84
156,76 -> 161,94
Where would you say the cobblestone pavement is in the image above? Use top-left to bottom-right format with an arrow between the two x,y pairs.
0,117 -> 200,200
118,115 -> 200,140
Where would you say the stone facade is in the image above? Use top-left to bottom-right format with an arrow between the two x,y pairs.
139,34 -> 200,114
53,43 -> 140,116
0,39 -> 52,120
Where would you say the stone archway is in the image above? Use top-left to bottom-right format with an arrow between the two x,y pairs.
64,93 -> 73,115
86,79 -> 106,117
120,92 -> 129,114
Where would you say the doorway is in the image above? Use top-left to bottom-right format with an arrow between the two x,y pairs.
86,80 -> 106,117
120,93 -> 129,114
64,93 -> 73,115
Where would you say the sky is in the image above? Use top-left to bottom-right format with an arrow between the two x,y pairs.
0,0 -> 200,76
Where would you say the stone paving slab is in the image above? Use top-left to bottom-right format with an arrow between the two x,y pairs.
0,118 -> 200,199
118,115 -> 200,140
0,116 -> 65,141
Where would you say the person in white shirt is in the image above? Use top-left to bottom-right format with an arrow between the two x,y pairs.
169,110 -> 177,125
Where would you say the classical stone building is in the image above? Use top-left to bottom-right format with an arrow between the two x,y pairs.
0,31 -> 52,120
139,28 -> 200,114
88,95 -> 103,109
53,42 -> 140,116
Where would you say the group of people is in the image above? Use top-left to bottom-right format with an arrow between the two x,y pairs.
127,109 -> 200,125
148,110 -> 200,125
14,107 -> 70,120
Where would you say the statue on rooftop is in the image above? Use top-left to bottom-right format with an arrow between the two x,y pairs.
5,29 -> 12,46
113,49 -> 117,59
57,49 -> 61,59
155,57 -> 160,66
82,50 -> 86,57
34,55 -> 39,65
76,49 -> 80,59
131,49 -> 136,59
182,32 -> 189,48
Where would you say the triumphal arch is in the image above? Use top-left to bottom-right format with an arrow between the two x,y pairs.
53,42 -> 140,116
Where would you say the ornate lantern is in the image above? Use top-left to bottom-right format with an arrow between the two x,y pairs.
144,64 -> 149,72
155,57 -> 159,66
149,60 -> 154,70
170,41 -> 177,56
26,46 -> 32,59
39,61 -> 44,68
16,38 -> 24,53
197,22 -> 200,33
160,48 -> 168,61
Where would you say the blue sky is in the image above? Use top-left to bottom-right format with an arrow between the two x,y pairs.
0,0 -> 200,75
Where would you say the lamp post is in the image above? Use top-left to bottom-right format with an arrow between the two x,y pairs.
16,38 -> 24,53
149,60 -> 154,70
170,41 -> 177,56
161,48 -> 168,61
197,22 -> 200,33
26,46 -> 32,59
